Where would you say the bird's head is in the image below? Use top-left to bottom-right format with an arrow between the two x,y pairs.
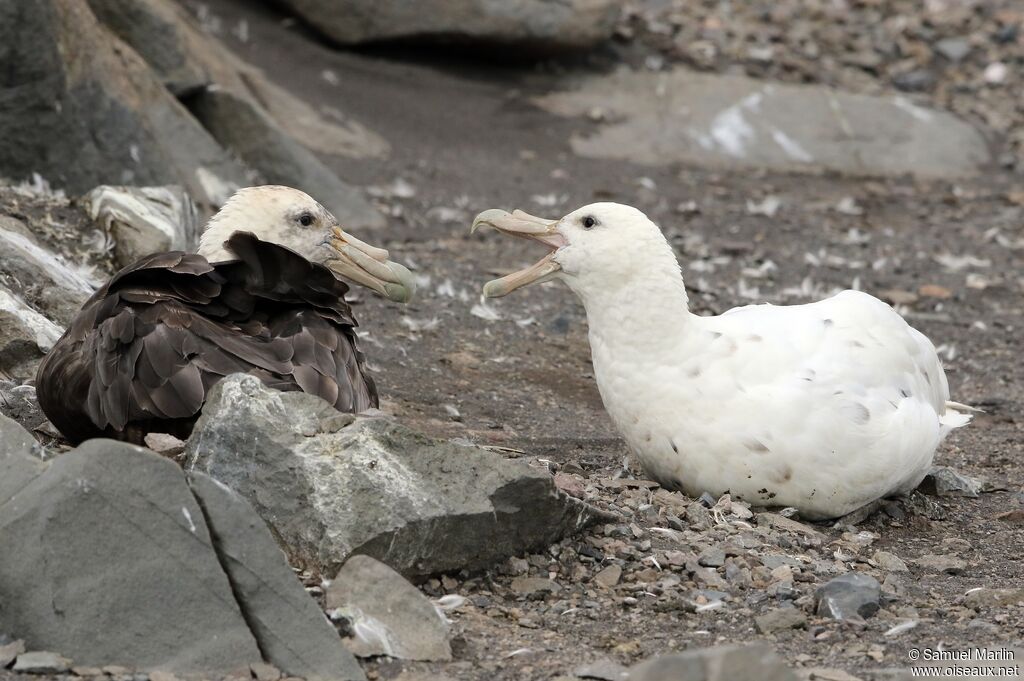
199,185 -> 414,302
472,202 -> 678,299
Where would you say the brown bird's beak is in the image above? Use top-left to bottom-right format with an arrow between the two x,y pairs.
471,209 -> 565,298
326,226 -> 415,303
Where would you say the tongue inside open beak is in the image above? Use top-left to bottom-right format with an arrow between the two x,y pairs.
471,209 -> 564,298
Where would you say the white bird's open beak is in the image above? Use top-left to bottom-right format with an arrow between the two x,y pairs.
471,209 -> 565,297
326,226 -> 415,303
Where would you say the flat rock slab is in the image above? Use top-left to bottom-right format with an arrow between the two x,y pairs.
326,555 -> 451,661
627,642 -> 798,681
185,374 -> 608,577
0,439 -> 262,673
535,68 -> 991,178
12,651 -> 71,674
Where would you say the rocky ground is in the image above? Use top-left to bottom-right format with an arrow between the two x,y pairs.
2,0 -> 1023,680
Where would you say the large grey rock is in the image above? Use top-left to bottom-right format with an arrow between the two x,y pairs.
187,473 -> 365,681
919,466 -> 983,498
0,0 -> 248,211
627,643 -> 798,681
0,439 -> 263,673
86,0 -> 386,229
185,374 -> 607,577
535,68 -> 992,178
85,0 -> 213,96
88,0 -> 389,160
187,89 -> 385,230
0,286 -> 64,381
0,433 -> 364,678
280,0 -> 620,49
814,573 -> 882,621
84,185 -> 200,266
325,555 -> 451,661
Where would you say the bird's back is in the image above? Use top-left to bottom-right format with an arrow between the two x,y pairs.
37,232 -> 377,444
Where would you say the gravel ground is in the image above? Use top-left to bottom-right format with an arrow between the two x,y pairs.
4,1 -> 1023,680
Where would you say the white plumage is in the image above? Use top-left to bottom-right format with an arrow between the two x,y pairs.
474,202 -> 973,519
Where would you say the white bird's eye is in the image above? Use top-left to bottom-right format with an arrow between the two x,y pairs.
298,213 -> 315,227
581,215 -> 597,229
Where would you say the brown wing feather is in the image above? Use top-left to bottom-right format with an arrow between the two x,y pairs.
37,234 -> 377,444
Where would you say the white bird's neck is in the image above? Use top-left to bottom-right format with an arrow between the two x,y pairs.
571,255 -> 695,360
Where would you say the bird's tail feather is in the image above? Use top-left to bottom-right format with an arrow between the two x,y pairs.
940,400 -> 980,430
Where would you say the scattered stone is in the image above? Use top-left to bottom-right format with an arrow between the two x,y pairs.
754,607 -> 808,635
143,433 -> 187,457
12,652 -> 71,674
918,284 -> 953,300
505,557 -> 530,576
914,554 -> 967,575
870,551 -> 909,573
594,564 -> 623,588
685,501 -> 713,530
995,510 -> 1024,525
511,577 -> 560,597
627,642 -> 798,681
83,186 -> 200,267
918,466 -> 983,498
934,38 -> 971,62
0,640 -> 25,668
278,0 -> 620,50
761,555 -> 800,571
757,513 -> 826,541
536,69 -> 990,178
815,574 -> 881,620
574,657 -> 629,681
185,375 -> 607,577
698,547 -> 726,568
880,289 -> 919,306
326,555 -> 451,661
554,472 -> 586,498
964,588 -> 1024,610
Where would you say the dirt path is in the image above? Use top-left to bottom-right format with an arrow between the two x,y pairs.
183,2 -> 1024,678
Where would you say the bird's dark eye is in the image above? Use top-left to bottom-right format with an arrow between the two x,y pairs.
581,215 -> 597,229
298,213 -> 315,227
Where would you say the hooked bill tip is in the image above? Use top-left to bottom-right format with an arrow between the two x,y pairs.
471,208 -> 512,234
